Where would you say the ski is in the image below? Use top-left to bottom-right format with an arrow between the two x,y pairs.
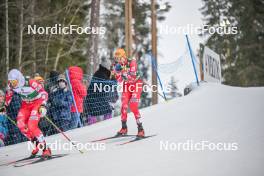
90,134 -> 136,142
117,134 -> 157,146
13,154 -> 68,167
0,154 -> 68,167
0,155 -> 40,167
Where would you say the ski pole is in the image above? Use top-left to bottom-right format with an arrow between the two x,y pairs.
185,35 -> 199,86
44,116 -> 84,154
3,114 -> 32,141
148,53 -> 168,101
3,114 -> 16,126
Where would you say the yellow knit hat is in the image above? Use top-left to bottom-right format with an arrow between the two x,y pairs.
114,48 -> 127,58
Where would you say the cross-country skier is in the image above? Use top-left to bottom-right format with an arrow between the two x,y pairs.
112,48 -> 145,137
5,69 -> 51,158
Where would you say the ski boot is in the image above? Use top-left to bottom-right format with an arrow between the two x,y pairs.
42,148 -> 52,159
30,137 -> 39,157
39,142 -> 52,159
137,123 -> 145,138
117,121 -> 128,136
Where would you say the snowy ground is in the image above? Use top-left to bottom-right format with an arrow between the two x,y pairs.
1,83 -> 264,176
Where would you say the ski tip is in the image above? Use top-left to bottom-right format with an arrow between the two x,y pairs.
13,154 -> 69,167
138,134 -> 158,139
90,134 -> 137,143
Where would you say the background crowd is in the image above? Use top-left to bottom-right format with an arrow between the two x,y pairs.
0,59 -> 118,146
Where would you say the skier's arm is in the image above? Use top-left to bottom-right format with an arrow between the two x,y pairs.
29,79 -> 48,103
112,63 -> 123,83
127,58 -> 138,82
30,80 -> 48,117
115,72 -> 123,83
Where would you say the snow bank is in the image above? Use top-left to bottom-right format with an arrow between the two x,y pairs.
1,83 -> 264,176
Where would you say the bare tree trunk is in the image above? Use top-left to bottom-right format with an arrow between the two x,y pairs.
44,1 -> 52,78
125,0 -> 132,57
5,0 -> 9,75
53,3 -> 80,71
87,0 -> 100,76
53,46 -> 63,70
18,0 -> 23,70
44,34 -> 52,78
31,0 -> 37,73
151,0 -> 158,104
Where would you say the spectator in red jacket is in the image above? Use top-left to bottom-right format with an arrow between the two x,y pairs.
68,66 -> 87,129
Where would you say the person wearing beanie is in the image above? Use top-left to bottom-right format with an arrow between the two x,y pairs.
46,71 -> 60,95
48,74 -> 73,132
34,73 -> 45,87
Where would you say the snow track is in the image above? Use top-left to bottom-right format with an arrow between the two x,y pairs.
1,83 -> 264,176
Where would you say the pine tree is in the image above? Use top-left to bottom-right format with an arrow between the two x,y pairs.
200,0 -> 264,86
167,76 -> 181,99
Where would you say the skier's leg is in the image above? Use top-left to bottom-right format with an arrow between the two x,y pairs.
129,81 -> 145,137
16,103 -> 33,140
121,87 -> 131,122
129,81 -> 143,119
28,101 -> 51,158
117,84 -> 131,135
27,108 -> 43,143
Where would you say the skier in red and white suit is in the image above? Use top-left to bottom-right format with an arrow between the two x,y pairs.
112,48 -> 145,137
5,69 -> 51,158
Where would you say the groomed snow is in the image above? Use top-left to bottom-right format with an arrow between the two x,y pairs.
1,83 -> 264,176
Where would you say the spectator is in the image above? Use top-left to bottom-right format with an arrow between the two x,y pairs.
42,71 -> 59,135
68,66 -> 87,129
48,74 -> 73,131
5,90 -> 25,145
84,58 -> 118,125
34,73 -> 45,87
46,71 -> 60,95
0,90 -> 8,147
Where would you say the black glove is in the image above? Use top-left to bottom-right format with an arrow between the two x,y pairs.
114,63 -> 123,72
0,106 -> 6,113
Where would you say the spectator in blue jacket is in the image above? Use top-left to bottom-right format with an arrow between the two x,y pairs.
48,74 -> 73,132
0,115 -> 8,147
0,90 -> 8,147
